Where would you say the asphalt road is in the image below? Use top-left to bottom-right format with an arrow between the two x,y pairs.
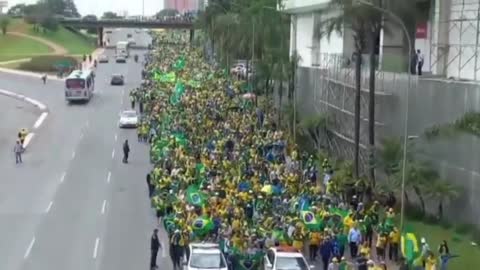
0,30 -> 169,270
0,95 -> 38,152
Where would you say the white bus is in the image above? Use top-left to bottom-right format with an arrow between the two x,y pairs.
65,69 -> 95,102
116,41 -> 130,58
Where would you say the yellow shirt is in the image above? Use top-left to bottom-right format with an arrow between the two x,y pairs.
376,235 -> 387,248
360,246 -> 371,258
389,230 -> 400,244
426,256 -> 437,270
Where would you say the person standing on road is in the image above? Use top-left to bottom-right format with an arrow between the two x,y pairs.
122,139 -> 130,163
41,74 -> 47,84
14,140 -> 23,164
417,49 -> 424,76
170,229 -> 184,270
348,223 -> 362,258
150,228 -> 161,270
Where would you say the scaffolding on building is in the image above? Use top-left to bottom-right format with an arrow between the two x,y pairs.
430,0 -> 480,80
293,53 -> 416,172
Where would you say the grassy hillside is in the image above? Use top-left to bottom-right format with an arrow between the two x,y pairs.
9,19 -> 96,55
0,34 -> 52,62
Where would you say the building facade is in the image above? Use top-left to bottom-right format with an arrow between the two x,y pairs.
282,0 -> 480,81
164,0 -> 200,12
279,0 -> 480,225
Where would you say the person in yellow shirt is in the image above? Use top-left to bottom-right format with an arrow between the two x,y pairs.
360,241 -> 371,259
388,227 -> 400,262
309,230 -> 321,261
376,233 -> 387,262
425,252 -> 438,270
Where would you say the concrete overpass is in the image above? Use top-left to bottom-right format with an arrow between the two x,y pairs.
59,18 -> 196,46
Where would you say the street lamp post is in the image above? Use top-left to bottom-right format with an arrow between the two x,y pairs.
356,0 -> 412,231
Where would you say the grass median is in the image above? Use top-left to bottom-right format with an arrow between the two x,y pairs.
0,34 -> 52,62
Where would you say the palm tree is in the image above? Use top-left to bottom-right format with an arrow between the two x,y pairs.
319,0 -> 374,180
318,0 -> 417,183
427,179 -> 460,220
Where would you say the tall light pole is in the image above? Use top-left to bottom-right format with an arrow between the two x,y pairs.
356,0 -> 412,231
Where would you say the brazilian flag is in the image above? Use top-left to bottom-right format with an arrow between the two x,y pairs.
233,249 -> 264,270
300,210 -> 321,230
192,216 -> 214,236
186,184 -> 207,206
401,225 -> 420,264
163,214 -> 177,233
172,56 -> 186,71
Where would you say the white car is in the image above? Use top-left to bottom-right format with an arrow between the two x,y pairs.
185,243 -> 227,270
264,247 -> 313,270
118,110 -> 138,128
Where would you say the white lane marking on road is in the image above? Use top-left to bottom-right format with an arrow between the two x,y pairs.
60,172 -> 66,183
120,98 -> 123,105
107,171 -> 111,183
23,133 -> 35,148
79,132 -> 83,140
33,112 -> 48,129
162,242 -> 166,258
93,237 -> 100,259
111,149 -> 115,159
86,120 -> 90,127
45,201 -> 53,213
114,134 -> 118,142
71,151 -> 76,159
101,200 -> 107,214
24,237 -> 35,258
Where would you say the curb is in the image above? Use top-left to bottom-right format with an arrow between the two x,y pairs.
0,89 -> 48,149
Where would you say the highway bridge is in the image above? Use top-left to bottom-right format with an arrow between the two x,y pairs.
59,18 -> 196,46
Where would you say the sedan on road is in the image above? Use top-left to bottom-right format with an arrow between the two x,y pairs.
115,56 -> 127,63
118,110 -> 138,128
110,74 -> 125,85
98,55 -> 109,63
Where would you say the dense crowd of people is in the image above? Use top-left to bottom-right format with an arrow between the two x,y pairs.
130,32 -> 457,270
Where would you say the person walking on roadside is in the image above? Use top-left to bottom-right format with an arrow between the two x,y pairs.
41,74 -> 47,84
150,228 -> 161,270
14,140 -> 23,164
122,139 -> 130,163
147,172 -> 154,197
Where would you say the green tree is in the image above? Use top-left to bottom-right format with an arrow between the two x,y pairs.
427,179 -> 460,220
0,16 -> 10,35
7,4 -> 27,17
156,9 -> 179,18
298,114 -> 330,152
318,0 -> 417,183
102,12 -> 119,19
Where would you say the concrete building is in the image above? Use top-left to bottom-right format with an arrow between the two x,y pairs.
282,0 -> 480,81
164,0 -> 201,12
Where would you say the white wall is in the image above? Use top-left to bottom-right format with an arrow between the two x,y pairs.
295,13 -> 314,67
318,10 -> 344,55
282,0 -> 330,11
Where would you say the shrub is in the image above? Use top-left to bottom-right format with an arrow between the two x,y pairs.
18,55 -> 78,72
455,223 -> 476,235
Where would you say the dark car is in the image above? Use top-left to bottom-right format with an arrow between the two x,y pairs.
115,56 -> 126,63
110,74 -> 124,85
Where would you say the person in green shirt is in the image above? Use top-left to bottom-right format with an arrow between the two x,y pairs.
336,231 -> 348,257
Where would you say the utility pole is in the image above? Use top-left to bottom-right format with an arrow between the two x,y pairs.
142,0 -> 145,20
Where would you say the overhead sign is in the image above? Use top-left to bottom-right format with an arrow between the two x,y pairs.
416,22 -> 428,39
